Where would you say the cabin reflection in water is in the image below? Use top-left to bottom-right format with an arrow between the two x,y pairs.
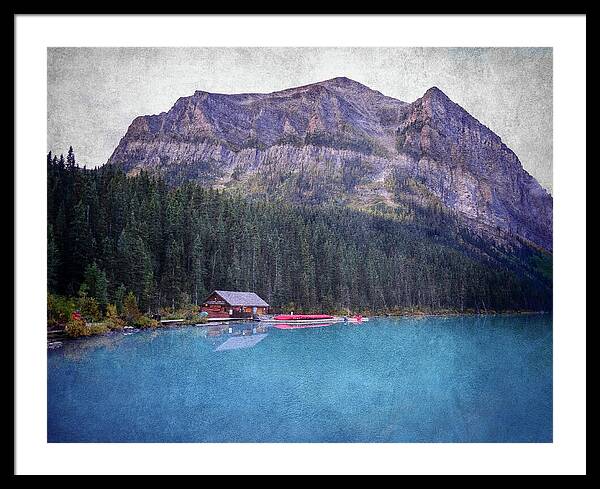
195,322 -> 269,351
214,334 -> 268,351
204,324 -> 267,337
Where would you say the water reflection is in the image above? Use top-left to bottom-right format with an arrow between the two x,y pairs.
52,318 -> 351,361
272,322 -> 339,330
201,322 -> 268,337
214,333 -> 268,351
58,332 -> 126,361
199,322 -> 270,351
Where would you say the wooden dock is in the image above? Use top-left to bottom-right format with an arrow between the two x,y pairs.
159,317 -> 251,325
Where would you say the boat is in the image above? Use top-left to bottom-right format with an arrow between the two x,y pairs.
258,314 -> 340,324
345,315 -> 369,324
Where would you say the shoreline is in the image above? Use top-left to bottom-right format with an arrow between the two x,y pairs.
373,310 -> 551,318
47,310 -> 551,345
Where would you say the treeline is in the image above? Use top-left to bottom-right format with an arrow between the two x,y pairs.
47,148 -> 552,315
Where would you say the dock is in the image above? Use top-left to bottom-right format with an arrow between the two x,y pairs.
159,317 -> 252,325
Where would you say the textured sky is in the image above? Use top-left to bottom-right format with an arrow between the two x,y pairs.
48,47 -> 553,192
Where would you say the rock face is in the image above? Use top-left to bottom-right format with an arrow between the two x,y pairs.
108,77 -> 552,251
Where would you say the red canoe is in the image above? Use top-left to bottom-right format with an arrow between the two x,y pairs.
273,314 -> 334,321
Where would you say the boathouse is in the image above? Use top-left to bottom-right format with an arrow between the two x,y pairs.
201,290 -> 270,319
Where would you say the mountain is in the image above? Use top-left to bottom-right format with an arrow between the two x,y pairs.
107,77 -> 552,252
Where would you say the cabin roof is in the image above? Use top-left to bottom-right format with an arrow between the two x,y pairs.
211,290 -> 270,307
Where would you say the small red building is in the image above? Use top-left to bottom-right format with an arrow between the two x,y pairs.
201,290 -> 270,319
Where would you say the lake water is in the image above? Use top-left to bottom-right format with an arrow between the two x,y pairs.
47,314 -> 552,443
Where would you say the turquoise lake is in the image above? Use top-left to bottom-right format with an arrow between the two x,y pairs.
47,314 -> 552,442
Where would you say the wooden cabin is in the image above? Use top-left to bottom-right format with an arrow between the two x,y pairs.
201,290 -> 270,319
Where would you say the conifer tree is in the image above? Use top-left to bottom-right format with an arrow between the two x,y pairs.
114,284 -> 127,314
82,262 -> 108,310
47,224 -> 61,292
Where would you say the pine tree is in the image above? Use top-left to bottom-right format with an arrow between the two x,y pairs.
68,198 -> 95,289
47,224 -> 61,292
66,146 -> 76,169
140,252 -> 155,312
190,234 -> 207,305
114,284 -> 127,314
161,238 -> 184,310
82,262 -> 108,310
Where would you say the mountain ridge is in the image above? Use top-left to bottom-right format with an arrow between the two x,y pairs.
107,77 -> 552,252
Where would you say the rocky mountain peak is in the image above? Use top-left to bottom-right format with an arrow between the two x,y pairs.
318,76 -> 373,90
107,78 -> 553,252
277,76 -> 371,92
423,85 -> 449,99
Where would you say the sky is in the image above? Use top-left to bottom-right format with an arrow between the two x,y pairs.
48,47 -> 553,192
